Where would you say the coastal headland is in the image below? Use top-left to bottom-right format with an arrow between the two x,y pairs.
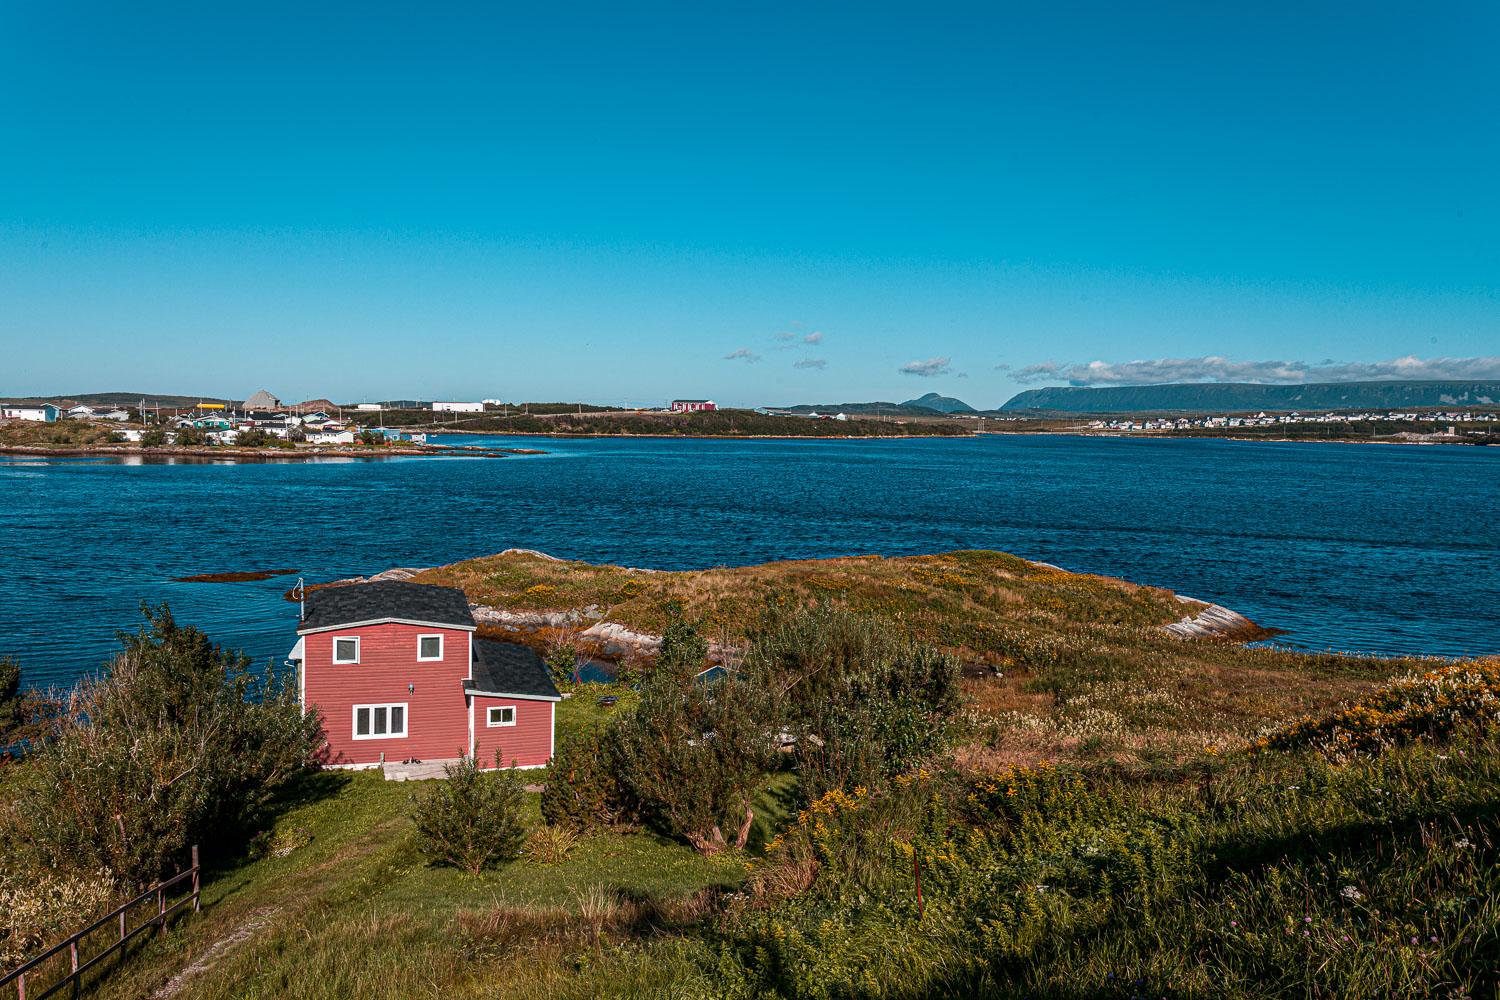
288,546 -> 1417,768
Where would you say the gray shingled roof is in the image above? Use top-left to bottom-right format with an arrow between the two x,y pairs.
465,640 -> 561,700
298,581 -> 475,633
243,389 -> 280,409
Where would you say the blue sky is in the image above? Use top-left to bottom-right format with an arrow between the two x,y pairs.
2,1 -> 1496,408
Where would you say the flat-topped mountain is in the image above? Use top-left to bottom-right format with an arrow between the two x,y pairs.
999,380 -> 1500,413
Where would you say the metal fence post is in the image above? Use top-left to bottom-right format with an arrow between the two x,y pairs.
157,887 -> 165,934
192,845 -> 200,913
70,939 -> 79,998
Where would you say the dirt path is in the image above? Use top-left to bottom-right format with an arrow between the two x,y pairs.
148,908 -> 278,999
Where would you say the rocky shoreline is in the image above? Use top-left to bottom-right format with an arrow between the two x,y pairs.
1162,598 -> 1275,642
0,443 -> 543,461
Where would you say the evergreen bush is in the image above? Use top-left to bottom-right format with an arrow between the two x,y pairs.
410,754 -> 529,875
541,724 -> 631,831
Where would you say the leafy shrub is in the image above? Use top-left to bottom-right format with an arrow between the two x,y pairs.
1255,659 -> 1500,760
795,692 -> 954,800
0,654 -> 19,733
744,603 -> 961,798
541,725 -> 631,831
0,869 -> 116,968
410,754 -> 529,875
545,637 -> 579,686
139,426 -> 167,446
653,606 -> 708,678
234,427 -> 278,448
612,670 -> 781,854
3,605 -> 322,883
0,690 -> 70,767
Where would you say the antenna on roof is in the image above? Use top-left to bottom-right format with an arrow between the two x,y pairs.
295,577 -> 305,621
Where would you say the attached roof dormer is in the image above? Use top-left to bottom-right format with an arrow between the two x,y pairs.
296,581 -> 477,635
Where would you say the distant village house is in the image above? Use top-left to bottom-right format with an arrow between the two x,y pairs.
670,399 -> 717,412
2,404 -> 60,422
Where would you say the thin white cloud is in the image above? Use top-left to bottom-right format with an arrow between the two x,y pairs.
956,372 -> 970,379
775,331 -> 798,342
794,358 -> 828,370
724,347 -> 761,362
1010,355 -> 1500,386
899,356 -> 952,377
789,320 -> 805,329
803,331 -> 823,344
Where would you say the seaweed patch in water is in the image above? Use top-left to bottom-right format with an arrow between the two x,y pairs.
172,569 -> 300,584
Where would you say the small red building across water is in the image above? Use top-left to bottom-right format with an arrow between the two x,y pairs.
289,581 -> 559,769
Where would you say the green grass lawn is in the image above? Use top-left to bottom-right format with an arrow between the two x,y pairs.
553,681 -> 639,742
83,767 -> 787,1000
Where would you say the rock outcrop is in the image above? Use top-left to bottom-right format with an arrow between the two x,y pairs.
470,604 -> 737,663
1162,602 -> 1268,642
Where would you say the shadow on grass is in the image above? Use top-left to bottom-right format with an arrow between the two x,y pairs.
1200,795 -> 1499,885
199,768 -> 354,882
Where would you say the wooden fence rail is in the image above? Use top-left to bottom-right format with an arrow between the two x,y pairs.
1,846 -> 199,1000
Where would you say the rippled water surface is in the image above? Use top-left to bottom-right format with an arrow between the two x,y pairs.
3,434 -> 1497,688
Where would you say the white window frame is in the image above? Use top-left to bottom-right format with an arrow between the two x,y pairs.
332,635 -> 360,664
416,633 -> 444,661
486,705 -> 517,728
352,702 -> 408,740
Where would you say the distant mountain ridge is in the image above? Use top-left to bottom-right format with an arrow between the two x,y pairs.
0,391 -> 237,408
999,380 -> 1500,413
900,392 -> 975,413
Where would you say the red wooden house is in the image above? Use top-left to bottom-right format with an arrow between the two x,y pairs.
289,581 -> 559,770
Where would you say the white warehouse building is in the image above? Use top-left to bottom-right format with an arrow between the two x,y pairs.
432,401 -> 484,412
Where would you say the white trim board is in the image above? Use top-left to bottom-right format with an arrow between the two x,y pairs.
467,689 -> 562,702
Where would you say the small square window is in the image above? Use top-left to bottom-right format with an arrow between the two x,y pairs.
355,706 -> 370,736
417,635 -> 443,660
487,706 -> 516,727
333,637 -> 359,663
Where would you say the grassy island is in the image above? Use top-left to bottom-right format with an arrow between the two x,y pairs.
2,550 -> 1496,1000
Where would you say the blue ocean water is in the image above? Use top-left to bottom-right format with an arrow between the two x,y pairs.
2,434 -> 1496,689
